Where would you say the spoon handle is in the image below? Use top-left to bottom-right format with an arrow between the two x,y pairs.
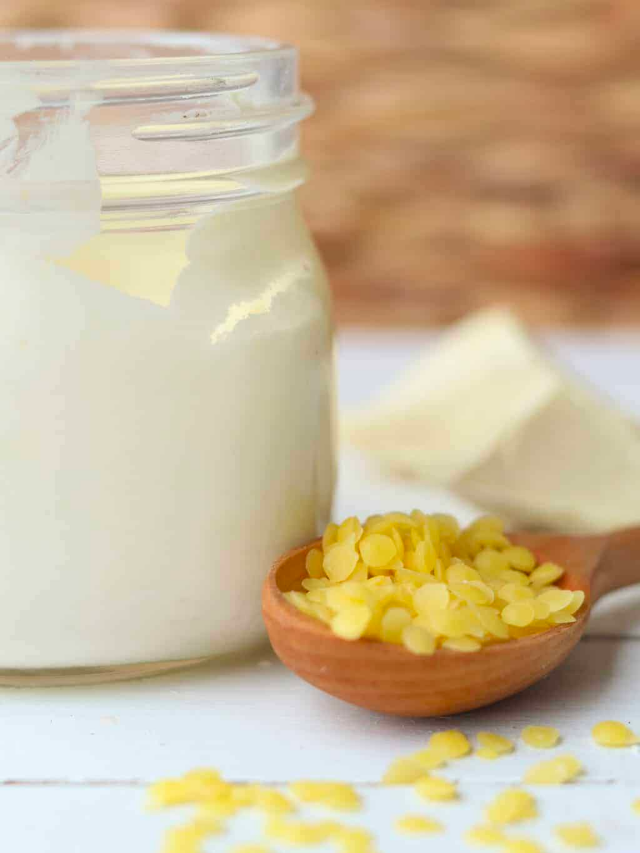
592,527 -> 640,601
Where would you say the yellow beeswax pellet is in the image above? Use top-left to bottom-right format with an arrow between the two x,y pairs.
324,542 -> 359,582
521,726 -> 560,749
502,602 -> 536,627
592,720 -> 639,747
485,789 -> 537,824
478,732 -> 514,756
464,824 -> 506,846
524,754 -> 583,784
566,590 -> 586,614
264,816 -> 337,845
429,730 -> 472,759
409,748 -> 447,770
331,604 -> 371,641
305,548 -> 325,579
380,606 -> 412,643
161,825 -> 209,853
555,822 -> 600,848
333,826 -> 376,853
502,838 -> 544,853
442,637 -> 482,652
402,623 -> 436,656
476,748 -> 500,760
536,588 -> 574,612
503,547 -> 536,573
530,562 -> 564,586
499,584 -> 534,603
382,757 -> 426,785
395,814 -> 443,834
253,788 -> 296,815
415,774 -> 458,801
231,845 -> 273,853
359,533 -> 397,567
289,782 -> 361,811
474,549 -> 510,575
474,605 -> 510,639
633,798 -> 640,815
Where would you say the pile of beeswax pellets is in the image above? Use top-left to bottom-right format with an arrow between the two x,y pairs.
284,512 -> 584,653
148,720 -> 640,852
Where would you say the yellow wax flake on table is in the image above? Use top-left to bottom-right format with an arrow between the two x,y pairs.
524,754 -> 583,785
555,822 -> 600,848
161,823 -> 212,853
521,726 -> 560,749
289,781 -> 361,811
148,768 -> 229,808
231,846 -> 273,853
464,824 -> 506,846
334,826 -> 377,853
478,732 -> 515,756
634,798 -> 640,814
409,747 -> 447,771
485,789 -> 537,824
502,838 -> 544,853
592,720 -> 639,747
428,729 -> 472,759
264,816 -> 337,845
253,788 -> 296,814
415,774 -> 458,801
476,747 -> 500,760
382,757 -> 426,785
395,814 -> 444,835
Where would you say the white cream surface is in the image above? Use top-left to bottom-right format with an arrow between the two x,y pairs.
0,92 -> 334,668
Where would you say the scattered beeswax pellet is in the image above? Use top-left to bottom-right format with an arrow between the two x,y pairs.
502,839 -> 544,853
521,726 -> 560,749
592,720 -> 639,747
464,824 -> 506,846
395,814 -> 444,834
524,754 -> 583,784
415,775 -> 458,801
476,748 -> 500,760
264,816 -> 337,845
555,822 -> 600,848
429,730 -> 472,759
289,782 -> 361,811
231,846 -> 273,853
478,732 -> 514,756
409,748 -> 447,770
161,824 -> 209,853
485,789 -> 537,824
253,788 -> 296,815
333,826 -> 376,853
634,798 -> 640,815
382,757 -> 425,785
287,512 -> 573,654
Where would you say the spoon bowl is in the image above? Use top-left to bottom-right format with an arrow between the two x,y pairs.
262,528 -> 640,716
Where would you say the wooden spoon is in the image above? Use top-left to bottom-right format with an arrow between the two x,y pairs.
262,528 -> 640,717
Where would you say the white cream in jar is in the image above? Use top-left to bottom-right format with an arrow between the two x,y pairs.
0,32 -> 334,678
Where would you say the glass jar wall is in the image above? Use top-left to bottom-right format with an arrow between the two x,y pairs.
0,31 -> 334,683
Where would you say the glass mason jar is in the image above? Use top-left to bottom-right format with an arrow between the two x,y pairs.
0,30 -> 335,683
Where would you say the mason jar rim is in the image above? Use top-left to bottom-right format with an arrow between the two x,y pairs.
0,29 -> 296,72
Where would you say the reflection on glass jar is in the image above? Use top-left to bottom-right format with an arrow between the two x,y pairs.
0,31 -> 335,682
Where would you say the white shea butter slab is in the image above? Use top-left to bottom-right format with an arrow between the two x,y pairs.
343,309 -> 640,533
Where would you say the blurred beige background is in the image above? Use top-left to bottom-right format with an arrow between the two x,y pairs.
3,0 -> 640,326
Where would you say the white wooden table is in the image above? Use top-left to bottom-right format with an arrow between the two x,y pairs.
4,330 -> 640,852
